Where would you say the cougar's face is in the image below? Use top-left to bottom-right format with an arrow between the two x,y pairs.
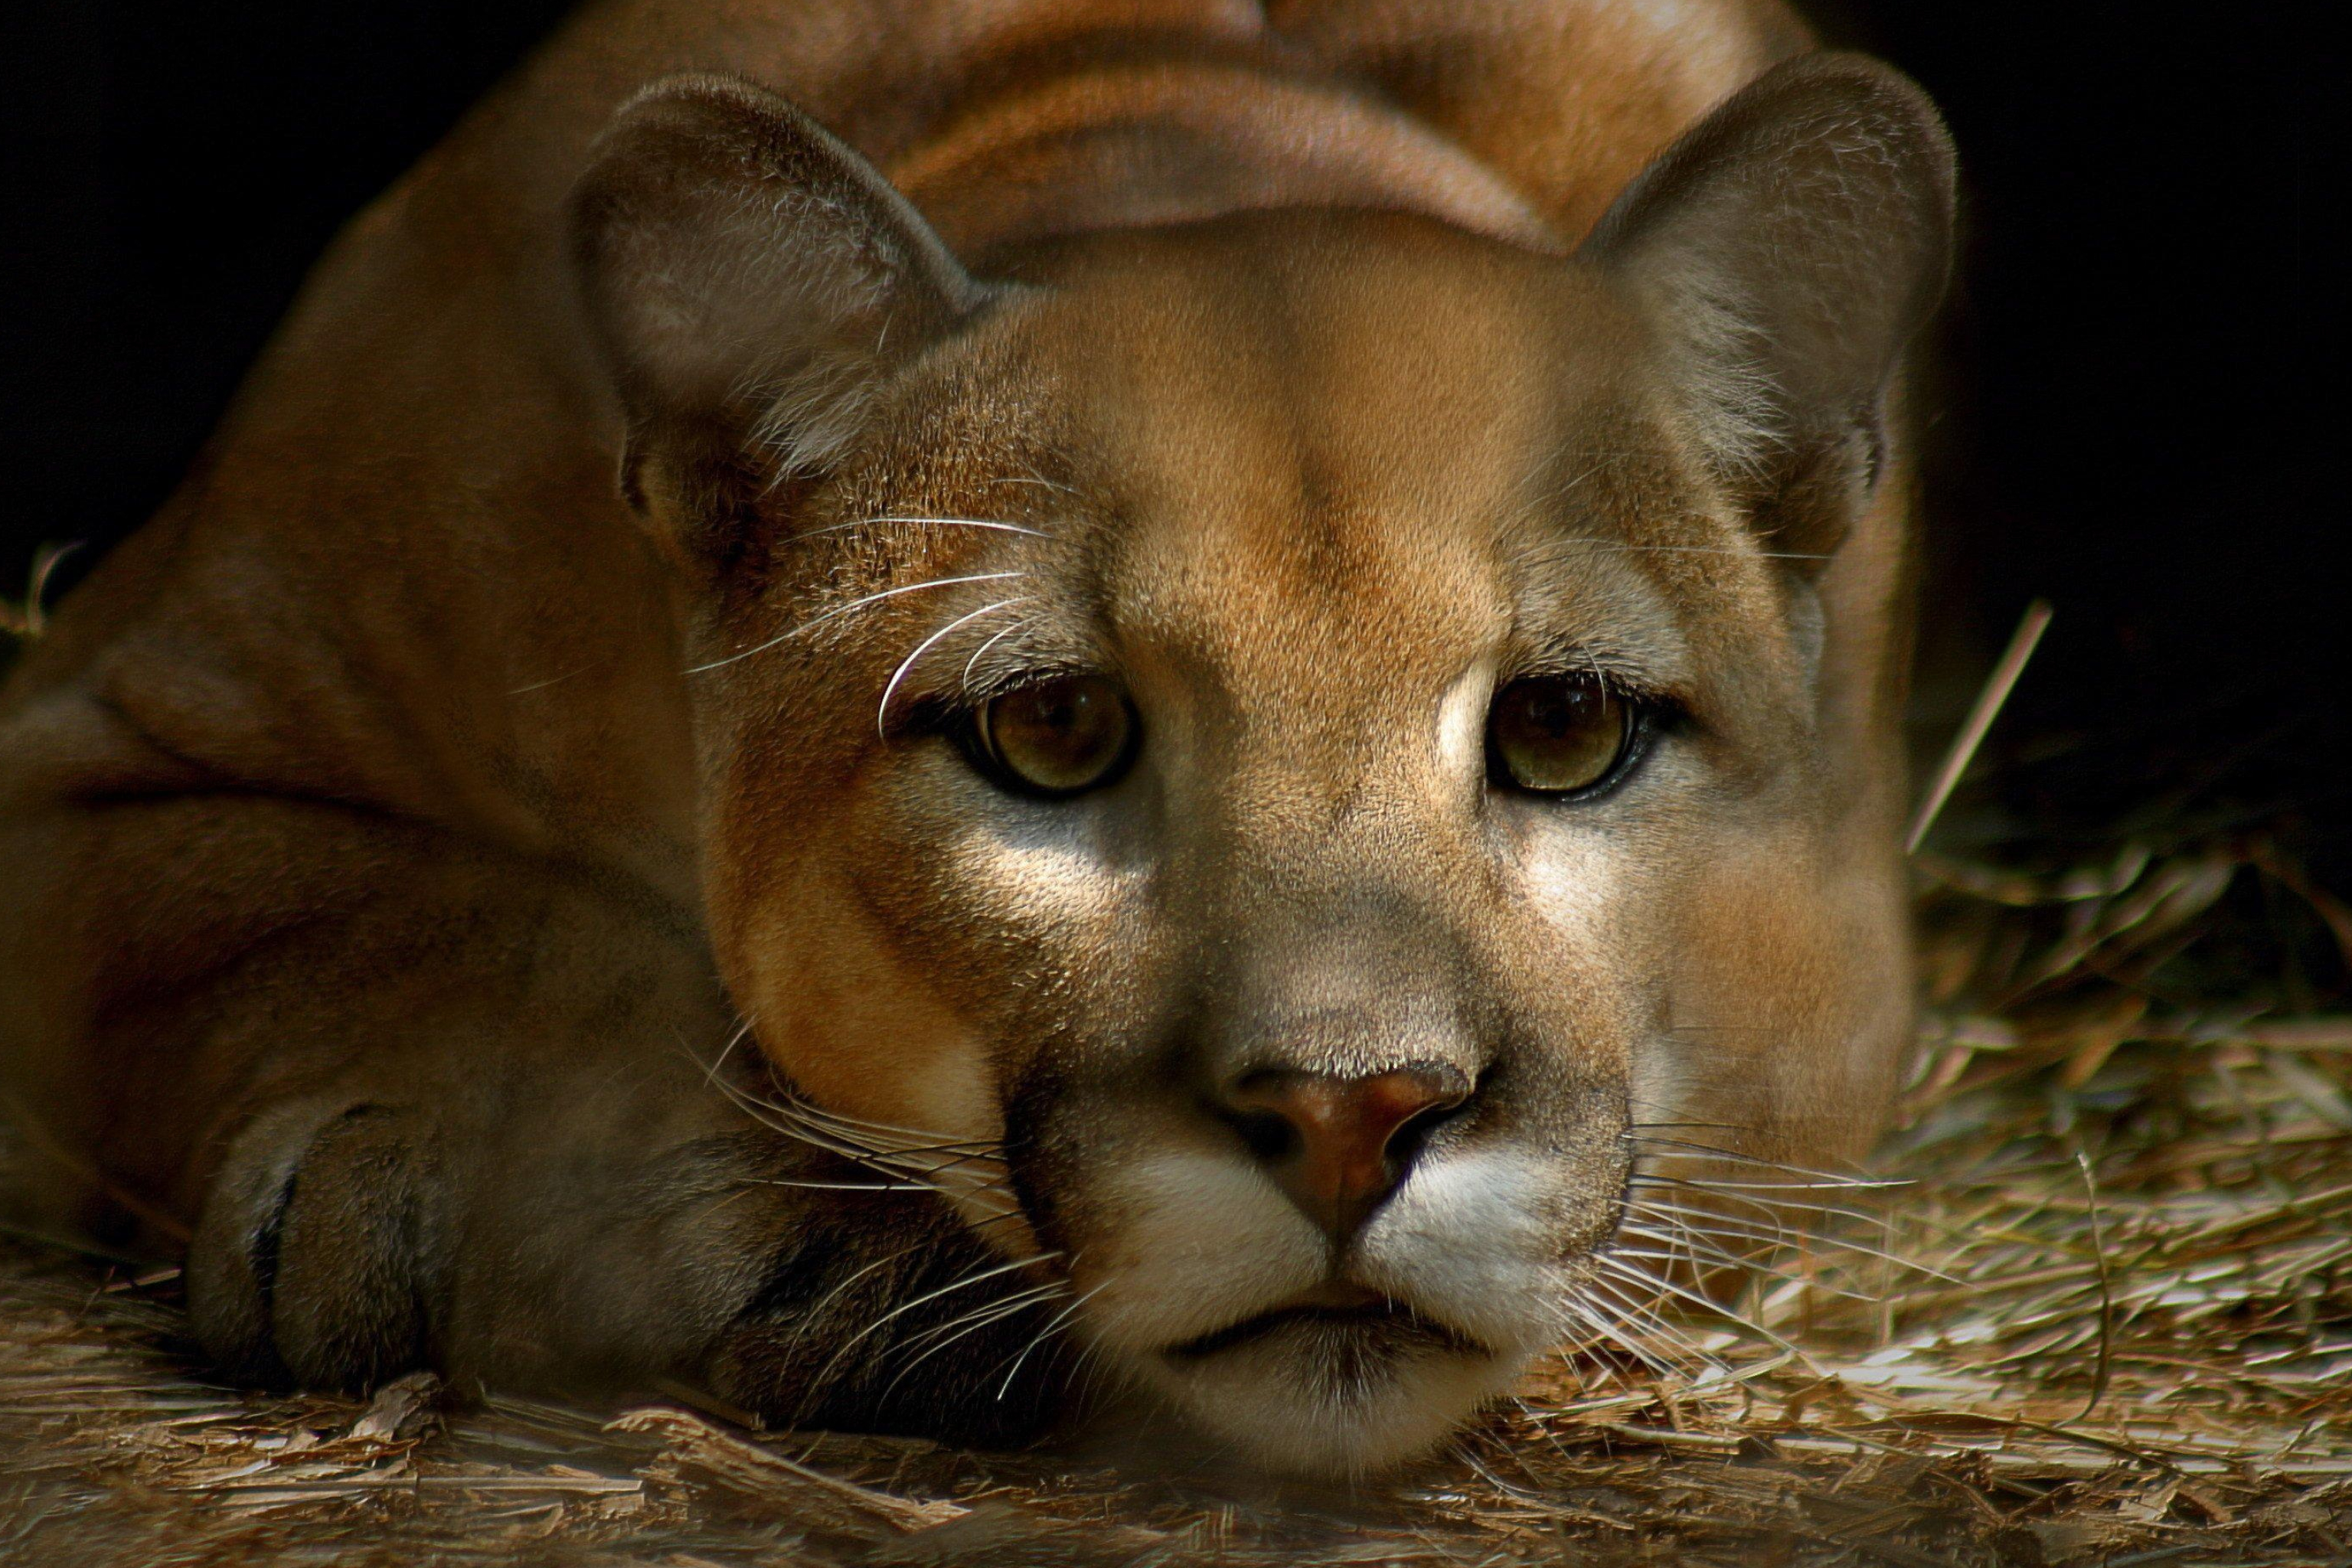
692,217 -> 1907,1475
569,57 -> 1945,1475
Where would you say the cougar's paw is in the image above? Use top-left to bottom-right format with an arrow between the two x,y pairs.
188,1099 -> 439,1392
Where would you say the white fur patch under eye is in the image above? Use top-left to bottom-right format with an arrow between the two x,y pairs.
947,824 -> 1133,933
1436,658 -> 1497,785
1521,831 -> 1622,933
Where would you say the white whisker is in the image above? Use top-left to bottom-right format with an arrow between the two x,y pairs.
1579,1278 -> 1722,1371
687,571 -> 1026,674
802,1250 -> 1065,1398
1558,1277 -> 1697,1377
765,1243 -> 932,1365
1626,1194 -> 1949,1279
795,515 -> 1050,541
960,614 -> 1035,691
877,596 -> 1031,737
1596,1255 -> 1800,1355
1628,1176 -> 1888,1230
990,1280 -> 1107,1400
876,1283 -> 1073,1403
1625,1135 -> 1903,1187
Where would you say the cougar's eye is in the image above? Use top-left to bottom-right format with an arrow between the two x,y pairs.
968,675 -> 1138,798
1487,675 -> 1638,797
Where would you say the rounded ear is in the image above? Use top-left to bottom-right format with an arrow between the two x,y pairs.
570,75 -> 985,573
1579,53 -> 1955,566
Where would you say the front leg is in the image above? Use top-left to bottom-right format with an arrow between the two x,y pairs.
2,791 -> 1065,1442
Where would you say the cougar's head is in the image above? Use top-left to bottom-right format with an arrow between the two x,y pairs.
572,57 -> 1952,1475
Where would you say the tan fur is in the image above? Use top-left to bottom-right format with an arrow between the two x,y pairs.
0,0 -> 1950,1472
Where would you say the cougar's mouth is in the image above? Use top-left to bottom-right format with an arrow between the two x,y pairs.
1168,1285 -> 1484,1361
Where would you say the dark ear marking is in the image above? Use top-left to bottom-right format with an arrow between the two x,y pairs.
569,74 -> 987,573
1581,53 -> 1956,567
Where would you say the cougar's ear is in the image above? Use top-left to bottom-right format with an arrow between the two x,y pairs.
1581,54 -> 1955,567
570,75 -> 986,573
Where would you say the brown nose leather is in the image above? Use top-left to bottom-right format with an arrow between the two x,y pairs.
1222,1067 -> 1471,1243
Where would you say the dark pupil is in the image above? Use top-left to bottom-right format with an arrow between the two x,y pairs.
991,677 -> 1129,792
1026,687 -> 1076,730
1521,684 -> 1589,737
1492,677 -> 1625,793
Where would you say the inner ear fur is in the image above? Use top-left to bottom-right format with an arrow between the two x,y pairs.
570,74 -> 986,573
1580,53 -> 1956,566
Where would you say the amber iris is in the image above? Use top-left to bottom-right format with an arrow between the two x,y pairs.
972,675 -> 1137,796
1487,675 -> 1633,795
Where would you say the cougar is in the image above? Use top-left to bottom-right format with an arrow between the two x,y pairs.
0,0 -> 1952,1475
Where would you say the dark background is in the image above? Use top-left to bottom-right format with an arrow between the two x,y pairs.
2,1 -> 2339,864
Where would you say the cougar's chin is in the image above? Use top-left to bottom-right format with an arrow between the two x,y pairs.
1133,1298 -> 1518,1477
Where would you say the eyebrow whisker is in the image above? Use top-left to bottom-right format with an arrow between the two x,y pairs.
795,515 -> 1051,541
1534,540 -> 1831,563
686,570 -> 1027,674
877,597 -> 1034,737
960,614 -> 1037,692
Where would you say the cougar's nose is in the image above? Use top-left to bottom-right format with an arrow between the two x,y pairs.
1217,1066 -> 1473,1244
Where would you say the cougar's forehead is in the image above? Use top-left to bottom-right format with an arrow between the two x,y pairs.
999,217 -> 1688,751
